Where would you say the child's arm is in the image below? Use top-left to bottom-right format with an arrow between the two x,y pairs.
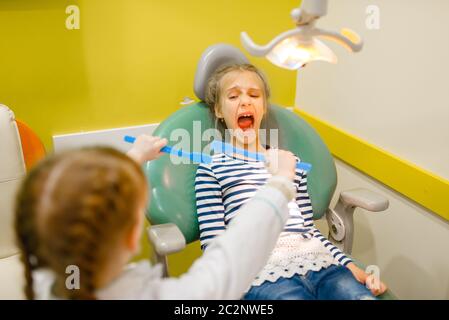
296,170 -> 354,266
156,150 -> 297,300
194,164 -> 226,250
297,171 -> 388,295
126,134 -> 167,165
310,228 -> 353,266
158,176 -> 294,299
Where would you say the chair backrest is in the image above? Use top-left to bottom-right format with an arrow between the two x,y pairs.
0,105 -> 26,259
144,44 -> 337,243
0,105 -> 27,299
0,104 -> 45,299
16,119 -> 46,171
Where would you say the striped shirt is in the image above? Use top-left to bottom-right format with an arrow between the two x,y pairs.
195,152 -> 352,267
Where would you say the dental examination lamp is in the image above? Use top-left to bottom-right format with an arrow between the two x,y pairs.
241,0 -> 363,69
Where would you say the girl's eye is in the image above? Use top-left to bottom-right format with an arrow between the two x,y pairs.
229,96 -> 238,100
250,95 -> 260,98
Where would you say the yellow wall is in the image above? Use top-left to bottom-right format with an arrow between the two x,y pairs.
0,0 -> 297,149
0,0 -> 298,276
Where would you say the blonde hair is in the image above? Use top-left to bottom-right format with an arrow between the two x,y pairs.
15,147 -> 146,299
204,63 -> 271,118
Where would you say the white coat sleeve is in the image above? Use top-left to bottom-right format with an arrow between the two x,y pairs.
156,177 -> 293,300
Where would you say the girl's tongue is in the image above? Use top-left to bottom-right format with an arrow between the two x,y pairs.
237,116 -> 254,131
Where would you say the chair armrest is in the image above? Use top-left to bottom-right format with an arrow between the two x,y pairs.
326,188 -> 389,254
340,188 -> 389,212
147,223 -> 186,256
146,223 -> 186,277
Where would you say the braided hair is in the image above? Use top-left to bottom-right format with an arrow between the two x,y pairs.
15,147 -> 146,299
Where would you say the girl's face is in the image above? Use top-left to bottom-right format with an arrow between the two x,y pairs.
216,70 -> 266,146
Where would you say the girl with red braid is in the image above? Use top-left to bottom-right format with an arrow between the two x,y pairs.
15,135 -> 298,299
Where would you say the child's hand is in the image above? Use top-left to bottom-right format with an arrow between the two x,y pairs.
366,273 -> 388,296
265,149 -> 296,182
347,263 -> 388,296
127,134 -> 168,164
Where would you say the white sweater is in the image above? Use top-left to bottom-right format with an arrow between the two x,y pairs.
33,176 -> 293,300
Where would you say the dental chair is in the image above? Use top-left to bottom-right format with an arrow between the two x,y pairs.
0,104 -> 45,299
144,44 -> 395,299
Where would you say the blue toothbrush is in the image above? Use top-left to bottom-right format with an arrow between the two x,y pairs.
124,135 -> 311,172
124,135 -> 212,164
211,140 -> 312,172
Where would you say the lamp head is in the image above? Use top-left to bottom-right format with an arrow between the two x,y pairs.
241,0 -> 362,70
266,37 -> 337,70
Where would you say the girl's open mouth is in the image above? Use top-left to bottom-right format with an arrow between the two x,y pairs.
237,113 -> 255,131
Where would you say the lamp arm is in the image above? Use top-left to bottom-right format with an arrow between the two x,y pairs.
292,0 -> 328,25
312,28 -> 364,52
301,0 -> 328,17
240,28 -> 305,57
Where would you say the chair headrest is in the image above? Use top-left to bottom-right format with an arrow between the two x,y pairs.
193,44 -> 249,101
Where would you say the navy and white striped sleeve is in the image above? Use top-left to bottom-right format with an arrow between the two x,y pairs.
295,169 -> 315,229
296,171 -> 353,266
195,164 -> 226,251
311,227 -> 353,266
